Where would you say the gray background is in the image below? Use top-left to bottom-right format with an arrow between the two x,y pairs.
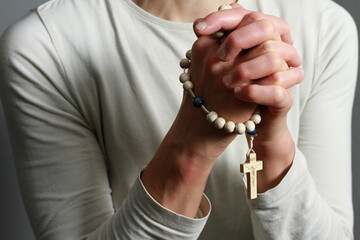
0,0 -> 359,239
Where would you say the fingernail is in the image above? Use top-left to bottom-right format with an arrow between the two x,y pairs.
299,68 -> 305,80
217,46 -> 227,60
223,75 -> 233,86
299,68 -> 305,76
195,21 -> 207,30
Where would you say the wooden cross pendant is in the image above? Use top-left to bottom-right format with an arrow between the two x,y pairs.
240,152 -> 263,199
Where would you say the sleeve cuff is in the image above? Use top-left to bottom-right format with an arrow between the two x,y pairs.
120,174 -> 211,239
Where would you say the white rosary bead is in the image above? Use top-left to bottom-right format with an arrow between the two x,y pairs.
224,121 -> 236,133
245,120 -> 255,132
251,113 -> 261,125
179,73 -> 190,83
218,4 -> 232,11
186,50 -> 192,60
214,117 -> 226,129
180,58 -> 191,69
213,31 -> 225,38
236,123 -> 246,134
206,111 -> 218,123
183,81 -> 193,90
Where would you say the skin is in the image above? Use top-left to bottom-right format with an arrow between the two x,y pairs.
132,0 -> 235,22
138,1 -> 304,218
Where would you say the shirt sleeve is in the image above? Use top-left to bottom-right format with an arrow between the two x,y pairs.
88,176 -> 210,240
246,2 -> 357,239
0,11 -> 210,240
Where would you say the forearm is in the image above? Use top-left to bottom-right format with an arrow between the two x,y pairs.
141,136 -> 212,218
141,104 -> 233,217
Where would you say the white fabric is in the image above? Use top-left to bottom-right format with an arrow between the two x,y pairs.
0,0 -> 357,239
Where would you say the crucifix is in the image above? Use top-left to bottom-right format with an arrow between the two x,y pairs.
240,148 -> 263,199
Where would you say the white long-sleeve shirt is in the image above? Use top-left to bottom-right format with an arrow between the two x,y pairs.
0,0 -> 357,239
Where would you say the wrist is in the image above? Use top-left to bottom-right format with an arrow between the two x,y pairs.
141,134 -> 213,217
253,127 -> 295,193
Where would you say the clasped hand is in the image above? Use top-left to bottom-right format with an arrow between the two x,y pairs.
142,4 -> 304,217
188,3 -> 304,192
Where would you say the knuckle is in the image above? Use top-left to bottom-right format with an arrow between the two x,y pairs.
225,33 -> 241,50
237,63 -> 251,79
288,46 -> 302,66
259,40 -> 275,53
244,84 -> 258,102
273,86 -> 286,105
209,62 -> 221,76
269,72 -> 281,85
296,69 -> 305,83
275,16 -> 291,33
259,19 -> 276,37
265,52 -> 283,69
247,11 -> 263,21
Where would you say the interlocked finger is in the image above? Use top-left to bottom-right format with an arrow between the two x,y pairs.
241,40 -> 302,68
254,68 -> 304,88
223,52 -> 289,87
217,19 -> 282,61
234,84 -> 292,109
194,3 -> 293,45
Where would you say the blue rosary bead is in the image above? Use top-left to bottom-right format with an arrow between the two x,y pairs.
193,97 -> 204,108
247,129 -> 257,135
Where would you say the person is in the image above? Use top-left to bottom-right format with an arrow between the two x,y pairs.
0,0 -> 357,238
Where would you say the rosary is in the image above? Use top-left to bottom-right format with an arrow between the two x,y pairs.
178,4 -> 263,199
